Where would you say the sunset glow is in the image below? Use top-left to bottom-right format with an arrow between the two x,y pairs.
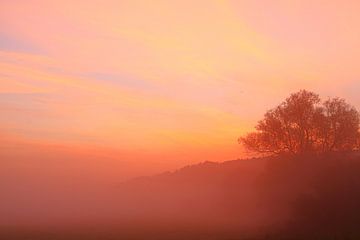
1,0 -> 360,180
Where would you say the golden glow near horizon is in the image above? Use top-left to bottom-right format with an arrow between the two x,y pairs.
1,1 -> 360,177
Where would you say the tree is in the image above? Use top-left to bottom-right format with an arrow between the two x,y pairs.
319,98 -> 360,152
239,90 -> 360,155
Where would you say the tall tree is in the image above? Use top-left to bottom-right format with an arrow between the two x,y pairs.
239,90 -> 360,155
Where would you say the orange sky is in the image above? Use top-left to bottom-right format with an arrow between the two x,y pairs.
1,0 -> 360,182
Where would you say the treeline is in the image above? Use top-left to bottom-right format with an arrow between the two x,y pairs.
240,90 -> 360,155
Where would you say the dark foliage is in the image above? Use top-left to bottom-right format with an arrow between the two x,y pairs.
239,90 -> 360,155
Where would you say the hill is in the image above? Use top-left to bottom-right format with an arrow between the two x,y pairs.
103,152 -> 359,238
2,152 -> 360,239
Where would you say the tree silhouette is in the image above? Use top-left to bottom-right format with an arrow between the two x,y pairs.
239,90 -> 360,155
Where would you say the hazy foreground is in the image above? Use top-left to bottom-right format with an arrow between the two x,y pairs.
2,152 -> 360,239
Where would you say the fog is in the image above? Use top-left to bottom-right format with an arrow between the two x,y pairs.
2,152 -> 360,239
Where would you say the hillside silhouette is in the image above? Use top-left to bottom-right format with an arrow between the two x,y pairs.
110,151 -> 360,239
2,152 -> 360,239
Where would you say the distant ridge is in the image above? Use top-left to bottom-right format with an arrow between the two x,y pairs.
113,151 -> 360,238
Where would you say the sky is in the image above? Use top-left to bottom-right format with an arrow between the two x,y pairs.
1,0 -> 360,185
